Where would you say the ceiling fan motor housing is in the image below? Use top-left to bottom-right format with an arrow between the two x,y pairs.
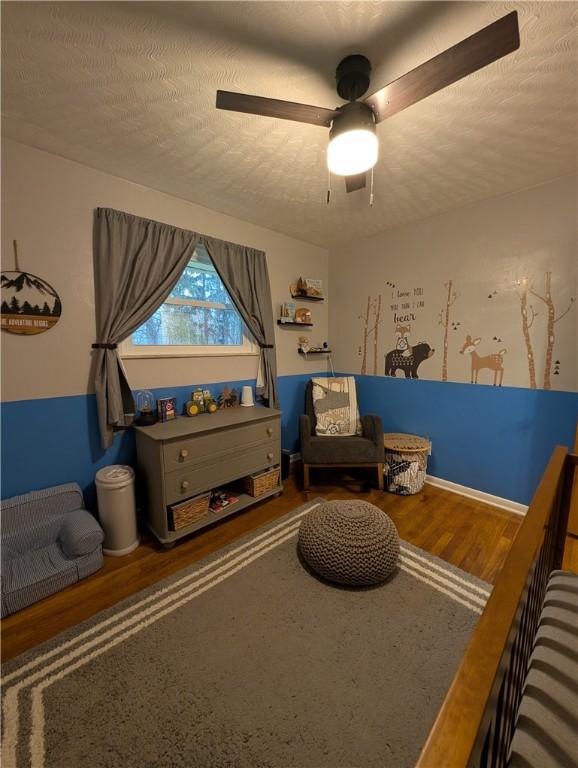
330,101 -> 376,141
336,54 -> 371,101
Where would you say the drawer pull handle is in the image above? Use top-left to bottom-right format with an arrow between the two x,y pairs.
266,427 -> 273,436
181,480 -> 190,491
267,452 -> 274,461
179,448 -> 189,460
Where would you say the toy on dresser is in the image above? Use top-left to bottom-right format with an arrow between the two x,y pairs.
157,396 -> 177,422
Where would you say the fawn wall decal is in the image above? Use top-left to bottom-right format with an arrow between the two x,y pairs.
460,335 -> 506,386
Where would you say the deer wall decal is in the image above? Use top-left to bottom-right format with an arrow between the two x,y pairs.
460,335 -> 506,386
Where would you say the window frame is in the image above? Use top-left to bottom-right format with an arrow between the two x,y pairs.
119,252 -> 259,360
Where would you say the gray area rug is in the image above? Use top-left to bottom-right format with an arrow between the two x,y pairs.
2,499 -> 491,768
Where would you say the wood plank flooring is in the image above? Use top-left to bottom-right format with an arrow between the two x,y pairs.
1,473 -> 528,663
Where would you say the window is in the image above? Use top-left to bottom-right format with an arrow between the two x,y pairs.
120,244 -> 256,357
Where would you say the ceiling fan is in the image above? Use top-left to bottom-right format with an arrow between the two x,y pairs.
216,11 -> 519,194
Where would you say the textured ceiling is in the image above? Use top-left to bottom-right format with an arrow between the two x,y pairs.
2,1 -> 577,248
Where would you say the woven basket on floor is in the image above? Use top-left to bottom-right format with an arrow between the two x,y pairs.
383,433 -> 431,495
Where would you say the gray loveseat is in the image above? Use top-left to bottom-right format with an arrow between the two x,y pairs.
1,483 -> 104,617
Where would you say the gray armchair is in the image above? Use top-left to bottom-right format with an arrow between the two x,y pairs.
299,380 -> 384,490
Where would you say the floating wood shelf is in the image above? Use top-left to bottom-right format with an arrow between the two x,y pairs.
298,349 -> 332,355
290,293 -> 325,302
277,320 -> 313,327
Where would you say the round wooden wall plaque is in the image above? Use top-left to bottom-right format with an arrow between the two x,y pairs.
1,270 -> 62,335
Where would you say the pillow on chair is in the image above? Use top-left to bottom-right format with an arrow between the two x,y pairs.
311,377 -> 362,437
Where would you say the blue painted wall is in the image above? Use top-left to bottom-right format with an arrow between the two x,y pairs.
352,374 -> 578,505
1,373 -> 321,508
5,371 -> 573,508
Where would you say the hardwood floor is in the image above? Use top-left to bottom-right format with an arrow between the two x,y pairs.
0,472 -> 537,663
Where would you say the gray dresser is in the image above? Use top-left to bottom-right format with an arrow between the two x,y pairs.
134,406 -> 282,546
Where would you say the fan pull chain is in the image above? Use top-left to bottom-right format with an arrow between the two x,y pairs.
369,168 -> 375,207
326,169 -> 332,205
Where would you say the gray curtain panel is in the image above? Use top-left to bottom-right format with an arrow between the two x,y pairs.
203,236 -> 279,408
93,208 -> 200,448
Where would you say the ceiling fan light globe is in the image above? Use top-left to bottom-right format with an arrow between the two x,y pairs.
327,129 -> 378,176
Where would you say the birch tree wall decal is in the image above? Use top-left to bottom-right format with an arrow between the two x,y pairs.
371,295 -> 382,375
516,278 -> 537,389
438,280 -> 457,382
530,272 -> 575,390
358,295 -> 383,375
358,296 -> 371,374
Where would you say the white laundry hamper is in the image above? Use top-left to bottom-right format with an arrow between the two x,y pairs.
95,465 -> 140,556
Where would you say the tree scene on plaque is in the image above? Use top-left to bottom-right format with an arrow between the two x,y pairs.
1,271 -> 62,335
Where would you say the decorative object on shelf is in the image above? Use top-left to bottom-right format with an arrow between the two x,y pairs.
279,301 -> 296,322
185,400 -> 200,417
157,396 -> 177,422
295,307 -> 312,324
218,384 -> 239,409
1,240 -> 62,335
298,336 -> 310,354
134,390 -> 157,426
209,489 -> 239,513
290,277 -> 324,300
240,385 -> 255,407
298,338 -> 332,355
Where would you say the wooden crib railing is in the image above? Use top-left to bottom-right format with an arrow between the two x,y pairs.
415,438 -> 577,768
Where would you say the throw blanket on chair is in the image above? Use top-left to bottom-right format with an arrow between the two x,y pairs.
311,377 -> 362,437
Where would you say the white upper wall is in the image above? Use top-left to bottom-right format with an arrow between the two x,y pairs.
1,140 -> 329,402
329,175 -> 578,392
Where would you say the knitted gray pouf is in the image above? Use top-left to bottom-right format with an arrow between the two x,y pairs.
298,500 -> 400,586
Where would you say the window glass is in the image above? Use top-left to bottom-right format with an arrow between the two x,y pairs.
130,245 -> 244,348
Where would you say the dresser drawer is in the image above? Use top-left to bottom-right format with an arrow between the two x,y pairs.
164,444 -> 279,505
165,461 -> 225,505
221,444 -> 279,485
163,418 -> 280,471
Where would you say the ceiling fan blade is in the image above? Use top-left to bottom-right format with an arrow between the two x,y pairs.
345,173 -> 367,193
216,90 -> 337,128
365,11 -> 520,123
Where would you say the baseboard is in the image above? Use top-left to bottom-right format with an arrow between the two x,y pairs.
287,456 -> 526,515
425,475 -> 528,516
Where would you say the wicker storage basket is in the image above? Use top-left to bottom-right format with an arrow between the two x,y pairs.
243,466 -> 280,497
383,433 -> 431,496
168,491 -> 211,531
